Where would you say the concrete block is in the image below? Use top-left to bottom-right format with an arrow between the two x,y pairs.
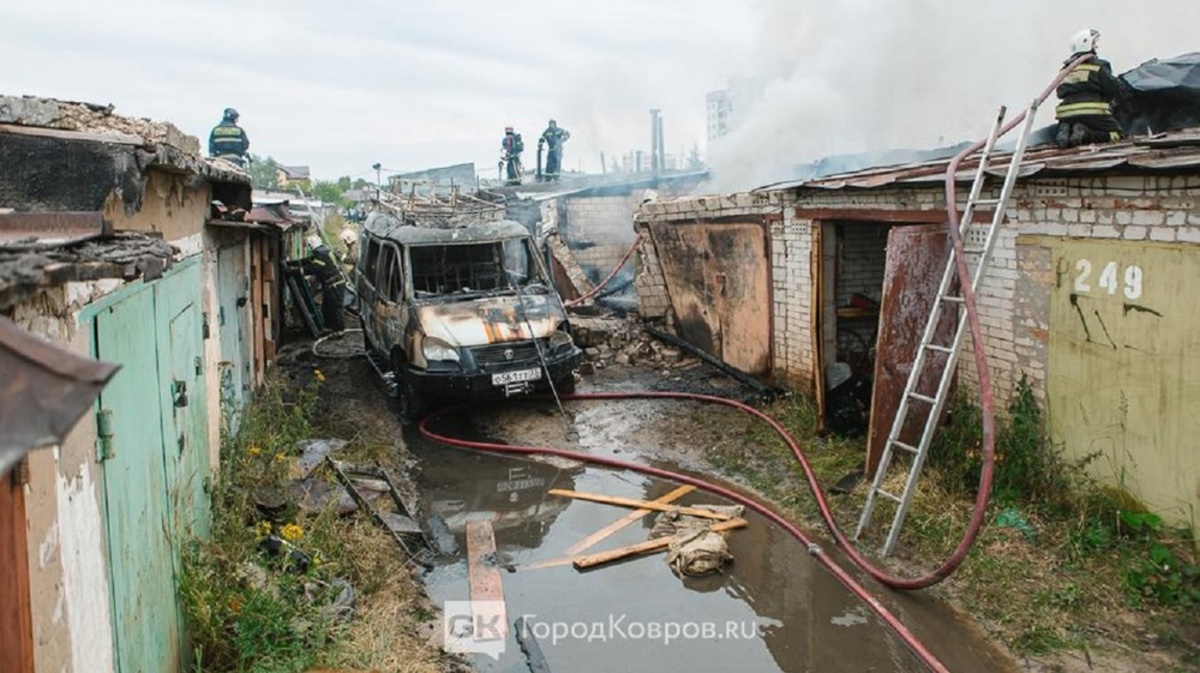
1122,226 -> 1148,240
1131,210 -> 1165,226
1149,227 -> 1177,242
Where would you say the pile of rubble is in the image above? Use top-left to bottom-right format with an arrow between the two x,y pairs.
1,95 -> 201,154
570,314 -> 698,374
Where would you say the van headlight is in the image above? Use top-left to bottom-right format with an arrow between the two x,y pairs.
548,330 -> 574,352
421,336 -> 460,362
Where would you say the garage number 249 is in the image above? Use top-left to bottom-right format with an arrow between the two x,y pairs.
1073,259 -> 1144,300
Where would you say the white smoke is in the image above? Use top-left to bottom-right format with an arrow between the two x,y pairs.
706,0 -> 1200,192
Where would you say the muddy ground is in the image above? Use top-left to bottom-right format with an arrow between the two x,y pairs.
299,330 -> 1193,673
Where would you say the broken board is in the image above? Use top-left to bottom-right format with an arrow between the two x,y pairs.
548,489 -> 731,520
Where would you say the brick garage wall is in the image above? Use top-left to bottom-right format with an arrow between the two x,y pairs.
562,194 -> 641,283
957,175 -> 1200,405
768,175 -> 1200,408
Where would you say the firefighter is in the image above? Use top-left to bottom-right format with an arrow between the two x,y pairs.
1054,29 -> 1125,148
291,233 -> 346,332
538,119 -> 571,181
208,108 -> 251,166
501,126 -> 524,185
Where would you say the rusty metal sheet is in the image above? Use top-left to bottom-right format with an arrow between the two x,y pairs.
0,315 -> 119,473
865,225 -> 955,474
0,212 -> 109,247
648,220 -> 771,375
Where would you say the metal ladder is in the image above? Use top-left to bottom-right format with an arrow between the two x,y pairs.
854,101 -> 1040,557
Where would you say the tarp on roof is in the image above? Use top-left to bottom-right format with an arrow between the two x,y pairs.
1118,52 -> 1200,136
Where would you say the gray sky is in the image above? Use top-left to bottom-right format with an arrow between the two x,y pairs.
4,0 -> 753,181
5,1 -> 1199,186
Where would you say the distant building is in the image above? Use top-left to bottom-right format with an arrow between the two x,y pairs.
706,76 -> 766,146
388,162 -> 476,193
276,165 -> 311,188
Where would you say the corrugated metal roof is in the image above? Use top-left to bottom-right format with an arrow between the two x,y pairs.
757,128 -> 1200,193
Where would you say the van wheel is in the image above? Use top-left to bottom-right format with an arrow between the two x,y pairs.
396,375 -> 428,426
553,374 -> 577,396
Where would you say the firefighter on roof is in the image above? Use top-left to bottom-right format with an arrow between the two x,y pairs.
1054,29 -> 1125,148
501,126 -> 524,185
208,107 -> 250,166
539,119 -> 571,181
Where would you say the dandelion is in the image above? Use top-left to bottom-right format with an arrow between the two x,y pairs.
254,521 -> 272,539
280,523 -> 304,542
273,452 -> 287,463
248,445 -> 262,456
313,369 -> 326,384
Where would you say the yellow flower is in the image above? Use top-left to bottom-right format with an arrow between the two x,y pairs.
273,452 -> 287,463
248,445 -> 262,456
280,523 -> 304,542
255,521 -> 272,538
313,369 -> 326,383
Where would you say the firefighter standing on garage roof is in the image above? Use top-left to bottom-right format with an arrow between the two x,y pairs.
208,108 -> 251,166
1054,29 -> 1125,148
539,119 -> 571,181
290,233 -> 346,333
501,126 -> 524,185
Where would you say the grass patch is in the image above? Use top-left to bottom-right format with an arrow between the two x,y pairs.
694,376 -> 1200,664
180,370 -> 449,673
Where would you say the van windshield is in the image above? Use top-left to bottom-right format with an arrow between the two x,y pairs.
409,238 -> 547,298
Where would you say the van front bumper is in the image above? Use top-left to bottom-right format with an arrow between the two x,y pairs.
409,347 -> 582,399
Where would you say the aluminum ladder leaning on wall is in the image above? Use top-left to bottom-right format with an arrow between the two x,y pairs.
854,101 -> 1041,557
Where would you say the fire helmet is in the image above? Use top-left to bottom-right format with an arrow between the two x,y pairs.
306,234 -> 323,250
1069,29 -> 1100,55
223,107 -> 239,122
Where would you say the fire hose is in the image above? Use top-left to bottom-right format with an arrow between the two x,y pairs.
563,233 -> 644,307
420,59 -> 1094,672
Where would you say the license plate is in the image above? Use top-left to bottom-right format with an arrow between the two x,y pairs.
492,367 -> 542,386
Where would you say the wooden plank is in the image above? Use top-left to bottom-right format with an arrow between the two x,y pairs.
564,485 -> 695,556
548,489 -> 731,520
465,519 -> 507,640
572,518 -> 748,570
0,470 -> 34,673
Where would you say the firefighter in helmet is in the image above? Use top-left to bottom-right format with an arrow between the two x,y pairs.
501,126 -> 524,185
208,107 -> 251,166
1054,29 -> 1125,148
538,119 -> 571,180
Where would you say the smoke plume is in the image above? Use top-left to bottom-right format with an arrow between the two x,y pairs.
706,0 -> 1200,192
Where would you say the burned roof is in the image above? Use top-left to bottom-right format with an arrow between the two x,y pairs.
756,127 -> 1200,194
0,232 -> 174,312
363,212 -> 530,244
0,95 -> 251,198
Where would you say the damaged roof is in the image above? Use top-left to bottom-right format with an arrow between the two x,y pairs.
0,232 -> 175,312
363,213 -> 530,244
756,127 -> 1200,193
0,95 -> 251,187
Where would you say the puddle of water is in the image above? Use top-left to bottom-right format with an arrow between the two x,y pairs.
408,401 -> 1018,673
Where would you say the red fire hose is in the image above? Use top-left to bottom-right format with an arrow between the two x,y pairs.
563,233 -> 644,307
421,59 -> 1094,672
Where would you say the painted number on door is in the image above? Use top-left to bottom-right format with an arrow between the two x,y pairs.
1073,259 -> 1144,300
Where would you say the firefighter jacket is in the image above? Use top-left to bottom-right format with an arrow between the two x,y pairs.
1055,54 -> 1122,120
540,126 -> 571,151
298,247 -> 345,287
208,121 -> 250,157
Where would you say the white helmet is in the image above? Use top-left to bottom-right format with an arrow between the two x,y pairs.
339,227 -> 356,246
306,233 -> 323,250
1069,28 -> 1100,55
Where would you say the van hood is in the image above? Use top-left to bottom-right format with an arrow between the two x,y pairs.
416,293 -> 566,347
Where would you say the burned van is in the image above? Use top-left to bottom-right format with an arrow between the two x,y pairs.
356,213 -> 583,422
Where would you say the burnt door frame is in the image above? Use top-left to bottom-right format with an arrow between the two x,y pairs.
804,209 -> 962,438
